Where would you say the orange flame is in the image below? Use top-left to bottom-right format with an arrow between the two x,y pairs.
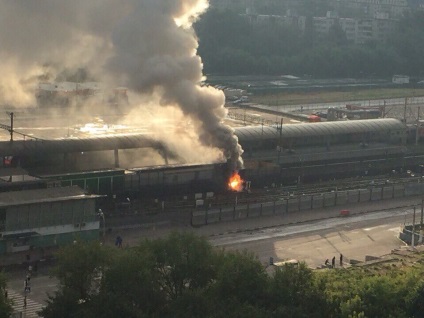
228,171 -> 243,192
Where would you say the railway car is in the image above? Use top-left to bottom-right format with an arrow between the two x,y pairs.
38,169 -> 126,195
235,119 -> 408,186
124,163 -> 229,197
235,118 -> 406,156
36,162 -> 231,197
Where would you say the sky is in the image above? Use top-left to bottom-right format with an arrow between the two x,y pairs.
0,0 -> 243,169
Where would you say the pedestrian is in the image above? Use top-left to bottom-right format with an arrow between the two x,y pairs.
340,254 -> 343,266
115,235 -> 122,248
332,256 -> 336,268
24,277 -> 31,293
324,259 -> 329,266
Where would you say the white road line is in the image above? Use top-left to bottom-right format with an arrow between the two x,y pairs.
7,288 -> 44,318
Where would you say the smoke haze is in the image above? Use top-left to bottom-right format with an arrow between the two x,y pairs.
0,0 -> 243,169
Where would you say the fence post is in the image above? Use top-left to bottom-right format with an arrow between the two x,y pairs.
190,210 -> 194,227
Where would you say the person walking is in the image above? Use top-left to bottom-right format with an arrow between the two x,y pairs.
24,277 -> 31,293
340,254 -> 343,266
331,256 -> 336,268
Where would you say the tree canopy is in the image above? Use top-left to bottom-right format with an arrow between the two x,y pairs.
0,272 -> 12,318
39,232 -> 424,318
194,9 -> 424,78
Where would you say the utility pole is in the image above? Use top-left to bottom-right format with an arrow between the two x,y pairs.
382,100 -> 386,118
419,199 -> 424,244
277,117 -> 283,164
404,97 -> 407,123
412,206 -> 416,249
416,106 -> 420,145
7,112 -> 13,142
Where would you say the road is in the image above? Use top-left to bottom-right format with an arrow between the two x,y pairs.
209,207 -> 416,268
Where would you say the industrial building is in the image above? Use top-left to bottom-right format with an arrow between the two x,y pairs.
0,186 -> 101,255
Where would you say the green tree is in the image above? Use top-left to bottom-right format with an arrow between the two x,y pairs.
269,262 -> 330,317
208,250 -> 269,317
389,11 -> 424,77
0,272 -> 12,318
83,232 -> 218,318
89,248 -> 165,318
39,241 -> 113,318
146,231 -> 217,300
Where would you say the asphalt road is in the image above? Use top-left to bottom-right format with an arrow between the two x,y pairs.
209,207 -> 415,268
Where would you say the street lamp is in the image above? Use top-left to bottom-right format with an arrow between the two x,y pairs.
97,209 -> 105,238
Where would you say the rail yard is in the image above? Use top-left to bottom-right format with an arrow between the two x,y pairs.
2,87 -> 424,258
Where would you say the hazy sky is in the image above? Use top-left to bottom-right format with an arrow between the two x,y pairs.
0,0 -> 243,168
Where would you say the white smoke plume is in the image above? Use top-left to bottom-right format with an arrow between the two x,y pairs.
0,0 -> 243,169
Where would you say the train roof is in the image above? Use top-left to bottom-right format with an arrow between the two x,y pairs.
0,119 -> 405,158
0,134 -> 173,157
234,118 -> 405,142
0,186 -> 101,207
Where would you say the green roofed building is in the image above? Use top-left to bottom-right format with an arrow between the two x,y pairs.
0,186 -> 102,255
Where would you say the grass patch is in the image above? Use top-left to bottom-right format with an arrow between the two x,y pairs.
251,88 -> 424,106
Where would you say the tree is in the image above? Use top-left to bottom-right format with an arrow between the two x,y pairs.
39,241 -> 113,318
76,232 -> 218,317
208,250 -> 270,317
0,272 -> 12,318
269,262 -> 330,317
389,11 -> 424,77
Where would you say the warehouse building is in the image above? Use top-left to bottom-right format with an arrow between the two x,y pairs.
0,186 -> 102,255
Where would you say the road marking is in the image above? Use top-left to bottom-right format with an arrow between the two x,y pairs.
363,225 -> 388,231
7,288 -> 44,318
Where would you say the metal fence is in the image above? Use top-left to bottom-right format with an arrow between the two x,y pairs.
191,182 -> 424,226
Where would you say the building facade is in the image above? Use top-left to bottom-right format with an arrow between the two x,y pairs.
0,186 -> 101,254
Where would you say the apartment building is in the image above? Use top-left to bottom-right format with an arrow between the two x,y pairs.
243,10 -> 397,44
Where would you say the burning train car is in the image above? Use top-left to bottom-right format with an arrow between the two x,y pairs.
35,162 -> 240,198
